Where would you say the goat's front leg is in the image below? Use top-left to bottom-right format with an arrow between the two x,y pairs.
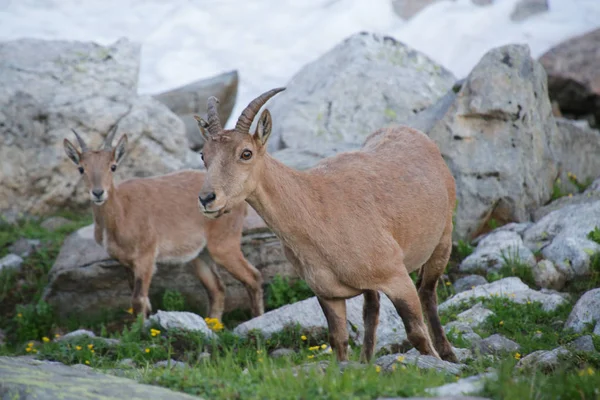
208,243 -> 264,317
191,256 -> 226,320
131,256 -> 155,319
317,297 -> 349,362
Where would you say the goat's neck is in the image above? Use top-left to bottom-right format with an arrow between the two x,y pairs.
92,183 -> 124,243
247,154 -> 318,241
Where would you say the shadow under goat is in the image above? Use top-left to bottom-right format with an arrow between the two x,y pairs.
62,127 -> 264,321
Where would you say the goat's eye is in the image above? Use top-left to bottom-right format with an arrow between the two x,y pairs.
241,150 -> 252,160
78,167 -> 84,174
110,165 -> 117,172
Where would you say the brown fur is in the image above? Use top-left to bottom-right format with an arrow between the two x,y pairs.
63,134 -> 264,320
197,89 -> 458,363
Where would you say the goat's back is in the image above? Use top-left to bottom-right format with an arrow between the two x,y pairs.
308,126 -> 455,270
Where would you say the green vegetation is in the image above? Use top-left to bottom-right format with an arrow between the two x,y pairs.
265,275 -> 314,310
1,214 -> 599,399
551,173 -> 593,201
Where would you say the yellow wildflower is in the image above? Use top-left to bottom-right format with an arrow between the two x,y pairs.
445,281 -> 451,286
87,344 -> 94,350
42,337 -> 50,343
75,345 -> 82,351
588,367 -> 595,376
150,328 -> 161,337
54,334 -> 60,338
91,350 -> 95,354
535,330 -> 542,335
308,345 -> 320,351
258,358 -> 263,362
204,317 -> 224,332
391,365 -> 397,371
257,350 -> 263,354
126,307 -> 134,315
27,342 -> 34,348
145,348 -> 150,353
301,335 -> 307,341
85,360 -> 90,365
499,321 -> 504,326
25,347 -> 31,353
32,349 -> 38,354
321,344 -> 327,349
375,365 -> 381,373
397,355 -> 405,362
307,355 -> 314,359
17,313 -> 22,318
514,352 -> 521,360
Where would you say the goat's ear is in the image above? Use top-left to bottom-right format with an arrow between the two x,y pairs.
254,109 -> 272,146
114,134 -> 128,165
193,115 -> 210,141
63,138 -> 81,165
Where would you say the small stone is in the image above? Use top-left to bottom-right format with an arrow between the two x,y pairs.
154,360 -> 187,369
444,322 -> 483,345
56,329 -> 96,341
565,288 -> 600,332
8,239 -> 41,258
269,348 -> 296,358
40,216 -> 73,232
454,275 -> 488,293
148,311 -> 216,338
375,353 -> 466,375
118,358 -> 136,368
568,335 -> 596,352
472,334 -> 520,356
533,260 -> 566,290
455,303 -> 495,328
71,363 -> 92,370
426,371 -> 496,396
516,347 -> 569,371
0,254 -> 23,272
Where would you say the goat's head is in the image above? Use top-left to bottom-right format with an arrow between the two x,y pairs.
63,126 -> 128,206
195,87 -> 285,218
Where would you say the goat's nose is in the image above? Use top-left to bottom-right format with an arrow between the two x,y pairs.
92,189 -> 104,198
199,192 -> 216,208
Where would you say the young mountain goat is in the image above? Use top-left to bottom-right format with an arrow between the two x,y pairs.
194,89 -> 458,363
63,128 -> 264,320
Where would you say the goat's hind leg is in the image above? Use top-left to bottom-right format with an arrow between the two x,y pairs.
382,261 -> 440,359
191,256 -> 226,321
418,232 -> 457,363
360,290 -> 380,363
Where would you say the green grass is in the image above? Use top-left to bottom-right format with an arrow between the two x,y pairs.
2,214 -> 600,399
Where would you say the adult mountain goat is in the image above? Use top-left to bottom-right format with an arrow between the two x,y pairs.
195,88 -> 458,363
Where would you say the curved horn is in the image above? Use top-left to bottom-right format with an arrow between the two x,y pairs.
235,87 -> 286,134
206,96 -> 222,136
71,129 -> 89,152
103,124 -> 119,149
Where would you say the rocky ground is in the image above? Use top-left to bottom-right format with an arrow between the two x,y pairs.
1,22 -> 600,400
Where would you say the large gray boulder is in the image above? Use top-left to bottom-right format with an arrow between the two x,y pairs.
267,32 -> 455,153
428,44 -> 558,240
0,38 -> 201,217
153,70 -> 238,151
42,207 -> 294,318
523,200 -> 600,280
539,28 -> 600,127
234,294 -> 407,353
0,356 -> 201,400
